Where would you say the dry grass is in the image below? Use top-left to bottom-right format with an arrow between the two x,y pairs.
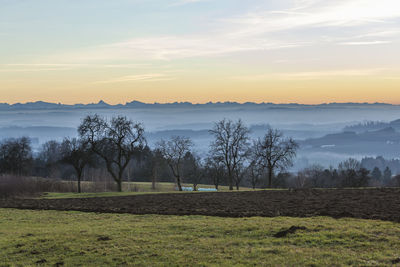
0,175 -> 74,199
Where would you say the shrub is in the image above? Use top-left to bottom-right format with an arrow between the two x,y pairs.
0,175 -> 74,199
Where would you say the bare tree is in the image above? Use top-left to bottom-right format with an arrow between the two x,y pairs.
246,160 -> 263,189
254,128 -> 298,188
156,136 -> 193,191
78,114 -> 146,192
0,137 -> 33,176
338,158 -> 370,187
60,138 -> 93,193
38,140 -> 62,178
294,171 -> 307,188
150,149 -> 164,190
205,155 -> 225,190
233,162 -> 245,190
383,167 -> 392,185
338,158 -> 361,172
296,165 -> 326,188
209,119 -> 250,190
393,175 -> 400,187
183,152 -> 203,191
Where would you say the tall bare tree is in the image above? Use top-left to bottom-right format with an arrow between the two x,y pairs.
78,114 -> 145,192
254,128 -> 298,188
156,136 -> 193,191
209,119 -> 250,190
233,162 -> 245,190
60,138 -> 93,193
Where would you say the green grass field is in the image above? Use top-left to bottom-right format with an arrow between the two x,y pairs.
42,181 -> 254,199
41,191 -> 173,199
1,209 -> 399,266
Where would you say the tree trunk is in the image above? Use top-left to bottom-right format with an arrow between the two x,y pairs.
228,169 -> 233,190
236,183 -> 240,190
117,179 -> 122,192
151,166 -> 157,190
152,175 -> 156,190
176,175 -> 183,191
117,167 -> 124,192
76,168 -> 83,193
77,176 -> 81,193
78,178 -> 82,193
268,168 -> 273,188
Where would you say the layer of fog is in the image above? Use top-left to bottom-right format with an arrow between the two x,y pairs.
1,104 -> 400,170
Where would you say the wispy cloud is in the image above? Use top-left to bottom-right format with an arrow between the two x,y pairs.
227,0 -> 400,37
0,68 -> 73,72
3,63 -> 149,68
49,35 -> 308,62
93,73 -> 175,84
0,63 -> 79,72
355,30 -> 400,38
339,40 -> 391,45
43,0 -> 400,63
0,63 -> 151,72
105,36 -> 307,60
233,68 -> 389,81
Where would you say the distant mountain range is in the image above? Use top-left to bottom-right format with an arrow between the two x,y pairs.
0,100 -> 397,110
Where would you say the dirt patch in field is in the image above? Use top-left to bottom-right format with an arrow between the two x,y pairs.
1,188 -> 400,222
274,226 -> 308,237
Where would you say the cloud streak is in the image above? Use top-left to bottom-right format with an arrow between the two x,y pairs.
93,73 -> 175,84
339,40 -> 391,45
54,0 -> 398,63
22,0 -> 400,66
233,68 -> 390,81
0,63 -> 152,72
227,0 -> 400,38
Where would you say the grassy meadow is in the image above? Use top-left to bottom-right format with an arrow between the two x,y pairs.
41,181 -> 253,199
1,209 -> 400,266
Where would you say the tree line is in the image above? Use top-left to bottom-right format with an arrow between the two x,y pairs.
1,114 -> 399,193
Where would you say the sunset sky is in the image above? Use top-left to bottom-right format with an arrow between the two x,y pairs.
1,0 -> 400,104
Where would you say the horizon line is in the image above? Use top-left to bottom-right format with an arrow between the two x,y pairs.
0,100 -> 398,106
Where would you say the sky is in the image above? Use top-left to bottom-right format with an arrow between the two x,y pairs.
1,0 -> 400,104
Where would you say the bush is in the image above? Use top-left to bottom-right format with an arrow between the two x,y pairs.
0,175 -> 74,199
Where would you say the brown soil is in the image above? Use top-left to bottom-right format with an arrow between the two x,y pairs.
1,188 -> 400,222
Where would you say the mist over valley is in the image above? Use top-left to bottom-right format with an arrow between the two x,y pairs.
2,101 -> 400,170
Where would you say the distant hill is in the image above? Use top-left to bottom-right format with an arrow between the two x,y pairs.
0,126 -> 77,150
300,127 -> 400,157
0,126 -> 76,137
344,119 -> 400,132
0,100 -> 396,111
303,127 -> 400,146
